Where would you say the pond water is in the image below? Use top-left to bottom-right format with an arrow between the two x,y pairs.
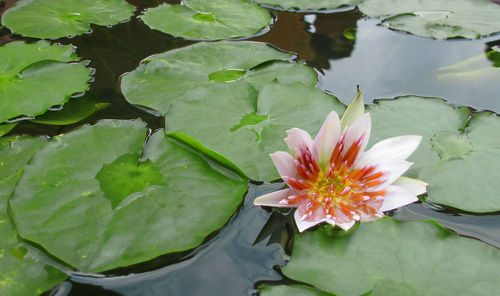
1,0 -> 500,295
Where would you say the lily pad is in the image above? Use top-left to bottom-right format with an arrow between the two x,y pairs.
1,0 -> 134,39
141,0 -> 271,40
165,81 -> 345,181
0,136 -> 68,296
0,40 -> 92,124
253,0 -> 358,10
121,41 -> 317,114
32,95 -> 110,125
0,123 -> 18,137
280,217 -> 500,296
10,119 -> 247,272
260,285 -> 334,296
358,0 -> 500,39
368,96 -> 500,212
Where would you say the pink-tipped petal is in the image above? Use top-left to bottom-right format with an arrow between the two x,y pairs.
254,188 -> 294,207
294,210 -> 324,232
313,111 -> 341,169
364,161 -> 413,192
270,151 -> 299,179
285,128 -> 314,159
336,220 -> 356,231
357,135 -> 422,167
393,176 -> 427,196
380,185 -> 418,212
342,113 -> 371,164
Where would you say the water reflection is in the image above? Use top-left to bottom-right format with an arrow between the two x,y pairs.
316,18 -> 500,111
55,183 -> 287,296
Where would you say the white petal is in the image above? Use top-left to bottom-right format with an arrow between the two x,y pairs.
380,185 -> 418,212
254,188 -> 294,207
393,176 -> 427,196
365,160 -> 413,192
270,151 -> 299,179
285,128 -> 314,158
357,135 -> 422,167
294,210 -> 324,232
313,111 -> 341,169
340,88 -> 365,131
336,220 -> 356,231
342,113 -> 371,164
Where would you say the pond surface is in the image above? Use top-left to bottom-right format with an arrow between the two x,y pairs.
1,0 -> 500,295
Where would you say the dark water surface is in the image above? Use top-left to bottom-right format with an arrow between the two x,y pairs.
1,0 -> 500,295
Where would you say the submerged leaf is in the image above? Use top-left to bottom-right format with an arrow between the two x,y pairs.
141,0 -> 271,40
1,0 -> 134,39
10,120 -> 247,272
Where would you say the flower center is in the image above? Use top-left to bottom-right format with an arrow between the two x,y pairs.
282,135 -> 387,221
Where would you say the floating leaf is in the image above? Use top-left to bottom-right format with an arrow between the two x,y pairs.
253,0 -> 358,10
0,136 -> 68,296
10,119 -> 247,272
0,123 -> 18,137
368,96 -> 500,212
141,0 -> 270,40
280,217 -> 500,296
32,95 -> 110,125
0,41 -> 92,124
358,0 -> 500,39
121,41 -> 316,114
1,0 -> 134,39
260,285 -> 334,296
165,81 -> 345,181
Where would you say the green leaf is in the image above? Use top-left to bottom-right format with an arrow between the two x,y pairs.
165,81 -> 345,181
260,285 -> 335,296
358,0 -> 500,39
368,96 -> 500,212
0,41 -> 92,124
253,0 -> 358,10
1,0 -> 134,39
141,0 -> 271,40
121,41 -> 316,114
281,217 -> 500,296
340,88 -> 364,131
32,95 -> 110,125
0,136 -> 68,296
10,119 -> 247,272
0,123 -> 18,137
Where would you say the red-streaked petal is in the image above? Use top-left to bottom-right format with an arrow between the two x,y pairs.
270,151 -> 300,179
392,176 -> 428,196
357,135 -> 422,168
253,188 -> 294,207
363,161 -> 413,192
313,111 -> 341,169
294,210 -> 325,232
380,185 -> 418,212
342,113 -> 371,165
285,128 -> 314,159
336,220 -> 356,231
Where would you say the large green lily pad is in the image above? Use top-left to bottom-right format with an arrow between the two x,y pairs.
121,41 -> 317,114
0,136 -> 68,296
1,0 -> 134,39
253,0 -> 358,10
165,81 -> 345,181
141,0 -> 271,40
358,0 -> 500,39
0,41 -> 92,124
10,119 -> 247,272
0,123 -> 18,137
260,285 -> 334,296
368,96 -> 500,212
280,217 -> 500,296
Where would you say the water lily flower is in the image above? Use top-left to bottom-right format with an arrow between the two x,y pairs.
254,91 -> 427,232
